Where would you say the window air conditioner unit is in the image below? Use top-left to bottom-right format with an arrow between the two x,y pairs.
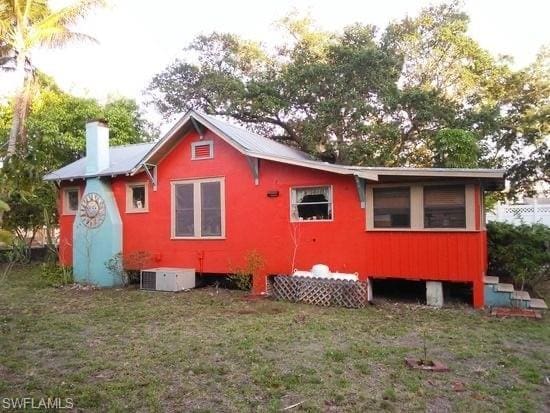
140,268 -> 196,292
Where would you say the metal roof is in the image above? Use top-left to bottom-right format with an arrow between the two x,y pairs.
43,142 -> 154,181
136,110 -> 379,180
43,109 -> 505,185
341,165 -> 505,179
198,112 -> 312,161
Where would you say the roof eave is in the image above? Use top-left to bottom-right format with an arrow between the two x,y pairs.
247,152 -> 379,181
43,171 -> 129,182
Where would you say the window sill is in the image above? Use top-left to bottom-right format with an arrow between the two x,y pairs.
126,209 -> 149,214
171,236 -> 226,240
62,211 -> 77,216
290,219 -> 333,223
366,227 -> 478,232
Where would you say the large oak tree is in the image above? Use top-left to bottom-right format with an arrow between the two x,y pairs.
148,3 -> 549,197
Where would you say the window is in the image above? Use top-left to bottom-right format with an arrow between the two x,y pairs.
126,183 -> 148,212
63,188 -> 80,215
373,187 -> 410,228
291,186 -> 332,221
172,178 -> 225,238
424,185 -> 466,228
191,141 -> 213,160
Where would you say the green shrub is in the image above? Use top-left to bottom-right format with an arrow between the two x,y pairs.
41,263 -> 73,287
487,222 -> 550,293
105,251 -> 154,286
229,250 -> 265,291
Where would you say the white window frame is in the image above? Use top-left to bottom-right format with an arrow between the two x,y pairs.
191,140 -> 214,160
290,185 -> 334,223
366,182 -> 476,231
63,187 -> 80,215
126,182 -> 149,213
171,177 -> 226,239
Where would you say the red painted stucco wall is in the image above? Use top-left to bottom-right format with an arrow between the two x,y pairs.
58,128 -> 489,307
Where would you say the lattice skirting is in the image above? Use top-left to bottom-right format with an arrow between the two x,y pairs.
268,276 -> 369,308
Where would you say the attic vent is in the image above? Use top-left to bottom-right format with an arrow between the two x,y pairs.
191,141 -> 213,160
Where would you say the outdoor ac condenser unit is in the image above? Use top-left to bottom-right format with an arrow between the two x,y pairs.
140,268 -> 196,292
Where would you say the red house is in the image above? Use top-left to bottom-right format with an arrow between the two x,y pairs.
45,110 -> 504,308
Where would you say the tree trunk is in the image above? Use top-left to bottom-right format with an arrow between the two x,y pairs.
6,53 -> 29,157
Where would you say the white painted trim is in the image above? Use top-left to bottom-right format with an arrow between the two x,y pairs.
62,187 -> 80,215
191,140 -> 214,160
289,185 -> 334,223
126,182 -> 149,213
171,177 -> 226,239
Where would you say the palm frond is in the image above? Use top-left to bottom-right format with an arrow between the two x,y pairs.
0,199 -> 9,212
28,26 -> 97,48
36,0 -> 105,29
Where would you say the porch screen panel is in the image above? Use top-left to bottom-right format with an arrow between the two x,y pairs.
200,181 -> 222,236
175,183 -> 194,236
424,185 -> 466,228
373,187 -> 410,228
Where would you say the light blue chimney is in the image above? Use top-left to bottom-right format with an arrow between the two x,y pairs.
85,121 -> 110,174
73,120 -> 123,287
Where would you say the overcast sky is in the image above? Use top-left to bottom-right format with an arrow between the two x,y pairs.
1,0 -> 549,110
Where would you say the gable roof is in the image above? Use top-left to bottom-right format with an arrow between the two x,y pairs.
134,110 -> 379,180
197,112 -> 312,161
44,109 -> 505,186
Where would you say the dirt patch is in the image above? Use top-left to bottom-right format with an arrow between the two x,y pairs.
0,364 -> 22,385
426,397 -> 452,413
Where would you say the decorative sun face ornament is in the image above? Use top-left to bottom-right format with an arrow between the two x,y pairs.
79,192 -> 106,228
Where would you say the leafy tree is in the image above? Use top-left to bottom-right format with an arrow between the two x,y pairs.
147,3 -> 548,197
0,77 -> 156,248
431,129 -> 478,168
0,199 -> 11,244
0,0 -> 104,157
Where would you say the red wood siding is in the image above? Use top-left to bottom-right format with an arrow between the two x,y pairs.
58,182 -> 85,267
59,127 -> 489,307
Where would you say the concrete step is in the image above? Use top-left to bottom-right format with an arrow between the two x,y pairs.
529,298 -> 548,310
484,276 -> 499,285
495,283 -> 514,293
511,290 -> 531,301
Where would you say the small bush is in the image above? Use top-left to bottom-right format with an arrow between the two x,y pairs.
41,263 -> 73,287
487,222 -> 550,292
105,251 -> 153,286
229,250 -> 265,291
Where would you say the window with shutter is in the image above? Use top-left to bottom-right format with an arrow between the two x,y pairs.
191,141 -> 213,160
424,185 -> 466,228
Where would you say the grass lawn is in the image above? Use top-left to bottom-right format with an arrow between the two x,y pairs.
1,265 -> 549,412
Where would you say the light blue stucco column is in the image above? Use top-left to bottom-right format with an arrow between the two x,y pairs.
73,178 -> 123,286
72,120 -> 123,287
